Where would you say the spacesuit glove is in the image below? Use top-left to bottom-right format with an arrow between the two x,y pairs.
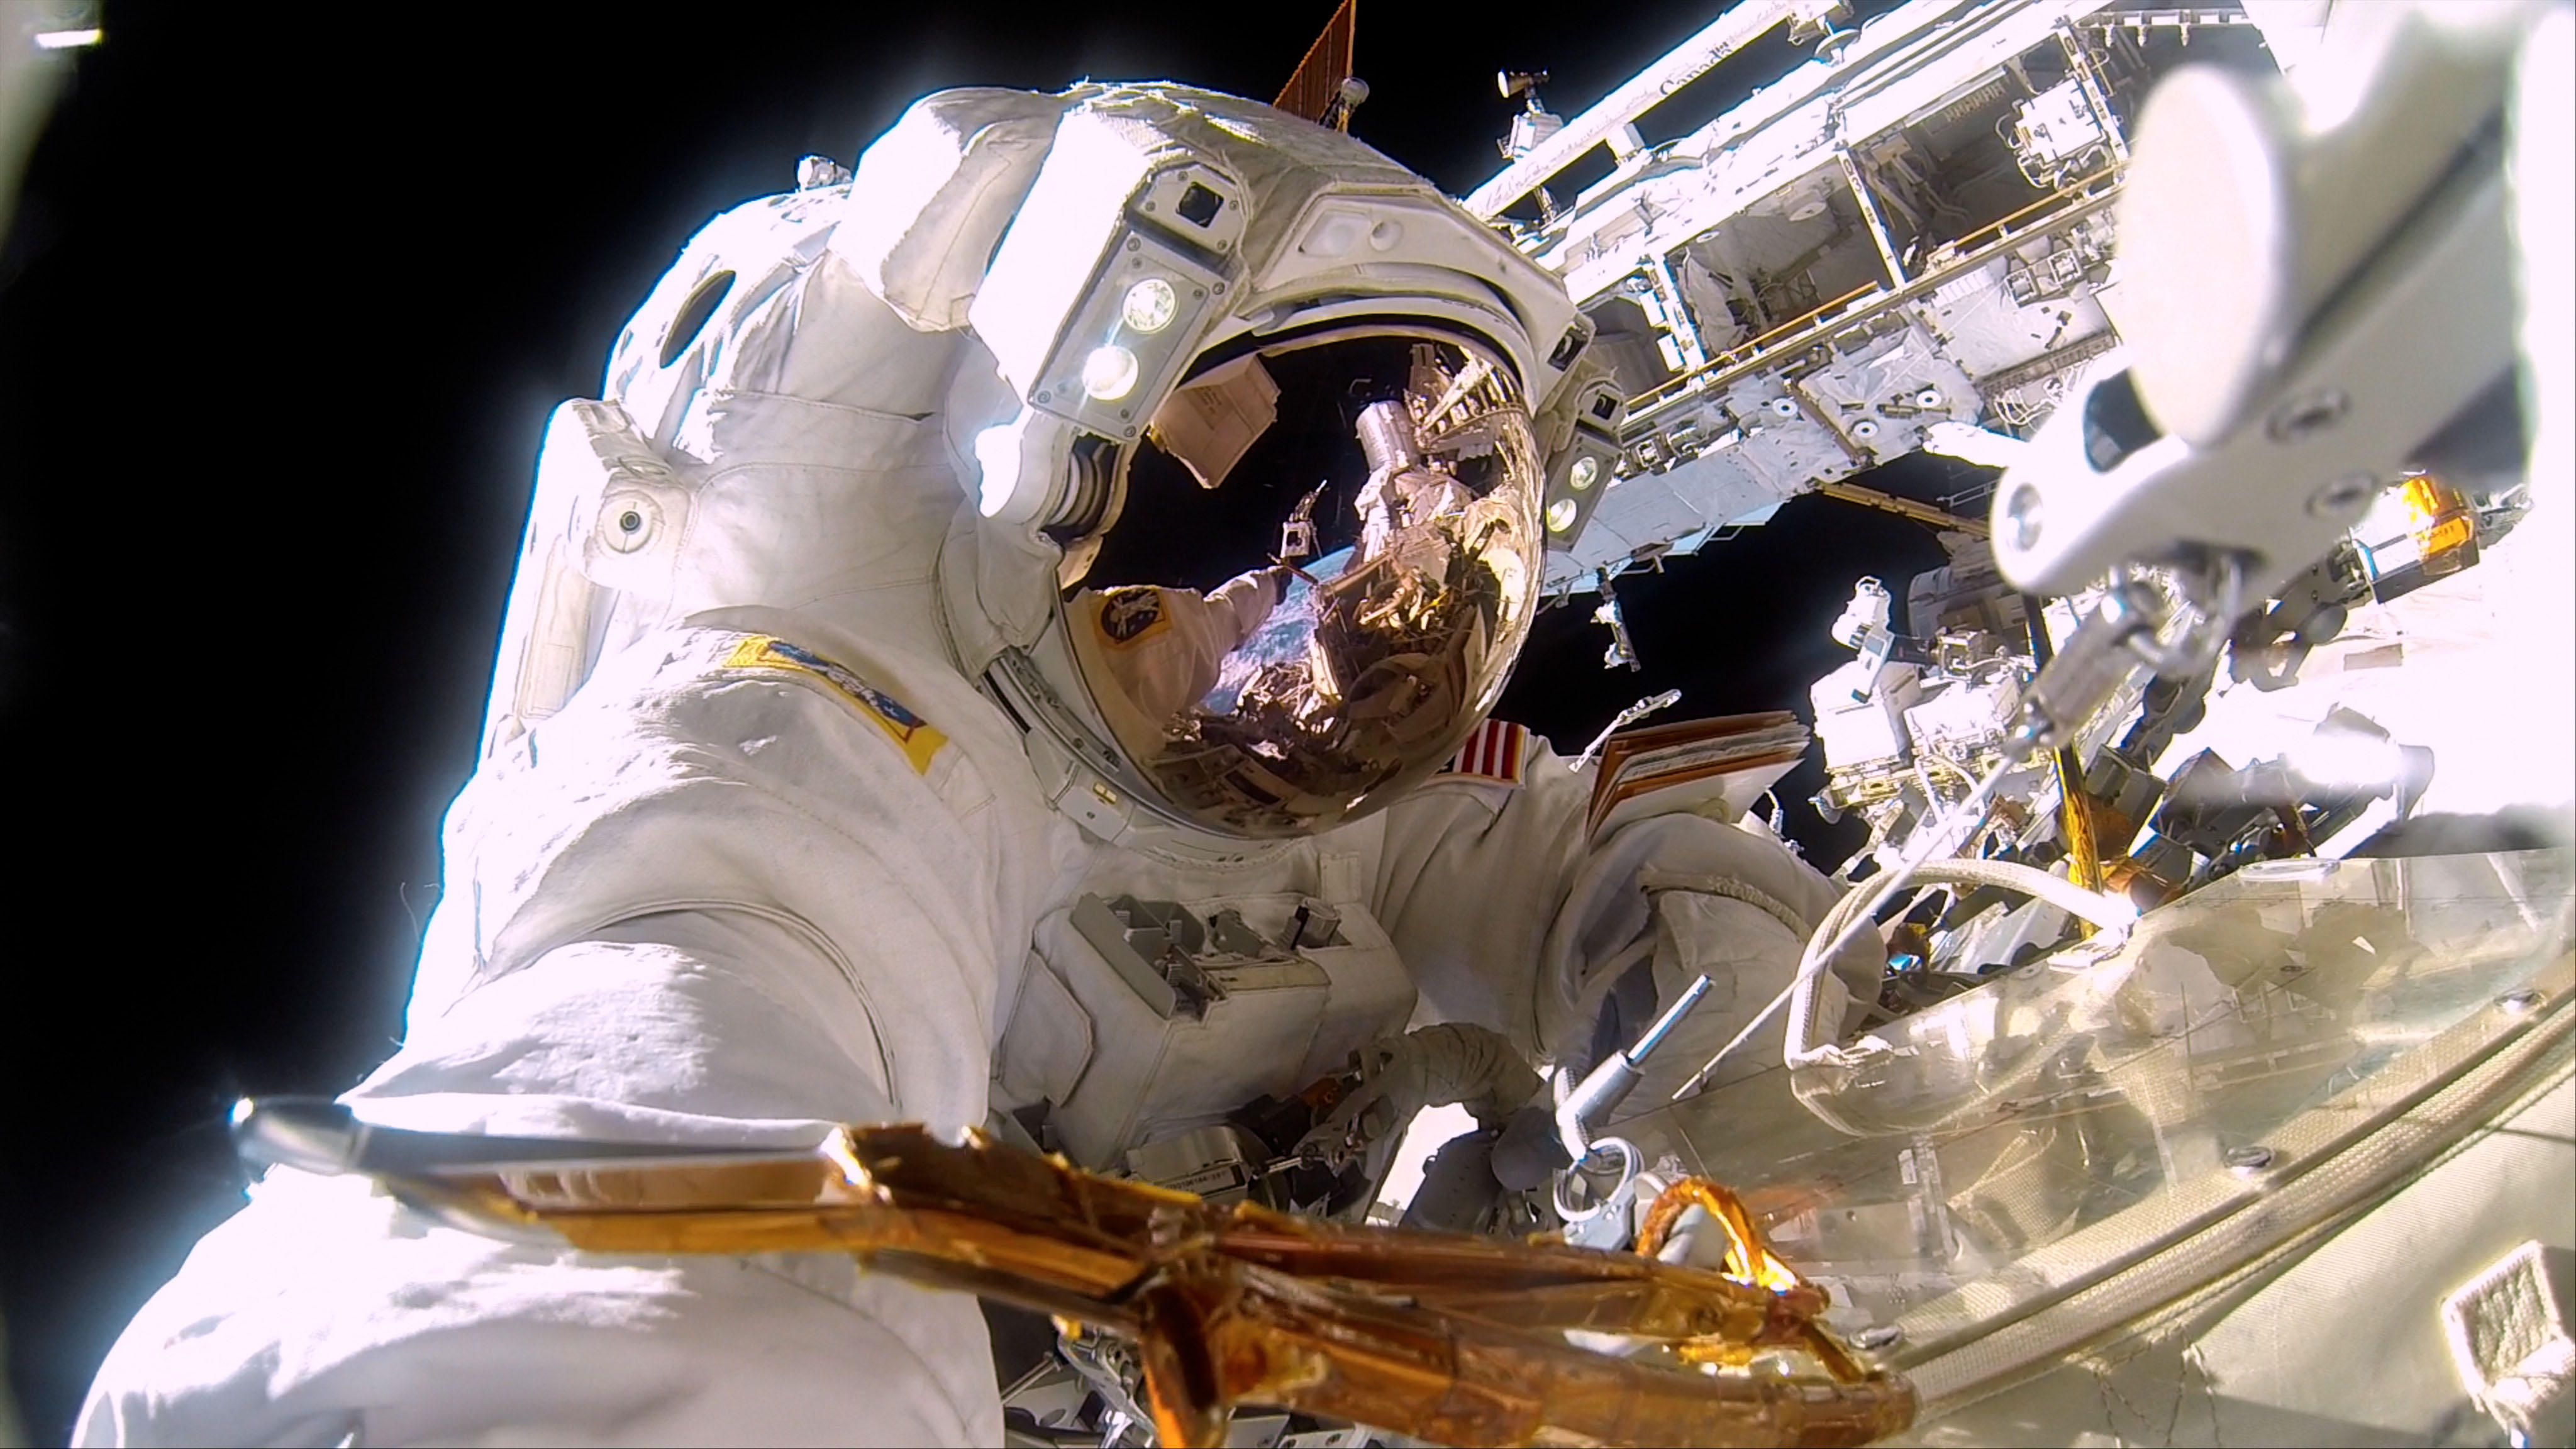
1299,1023 -> 1542,1163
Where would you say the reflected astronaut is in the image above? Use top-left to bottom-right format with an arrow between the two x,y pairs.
80,82 -> 1877,1446
1070,566 -> 1288,733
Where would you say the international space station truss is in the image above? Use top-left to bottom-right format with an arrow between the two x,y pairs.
1464,0 -> 2268,594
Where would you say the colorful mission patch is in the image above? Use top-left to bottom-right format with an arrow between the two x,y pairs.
1438,718 -> 1526,787
720,635 -> 946,774
1095,587 -> 1172,649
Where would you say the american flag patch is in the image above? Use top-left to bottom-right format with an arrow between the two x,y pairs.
1439,718 -> 1527,786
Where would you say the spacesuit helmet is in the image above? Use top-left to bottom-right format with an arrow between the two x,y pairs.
1066,321 -> 1545,839
936,84 -> 1621,843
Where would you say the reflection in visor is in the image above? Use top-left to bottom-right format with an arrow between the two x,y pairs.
1067,330 -> 1545,838
1204,545 -> 1350,716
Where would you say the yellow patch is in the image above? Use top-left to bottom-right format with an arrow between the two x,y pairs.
720,635 -> 946,774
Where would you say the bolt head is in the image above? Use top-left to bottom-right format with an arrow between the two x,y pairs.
2224,1144 -> 2276,1175
2267,389 -> 2349,443
2307,473 -> 2377,518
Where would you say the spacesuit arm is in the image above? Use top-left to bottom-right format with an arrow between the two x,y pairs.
1203,565 -> 1289,647
78,913 -> 1004,1448
84,79 -> 1108,1448
1373,730 -> 1879,1105
80,630 -> 1025,1448
1372,731 -> 1593,1057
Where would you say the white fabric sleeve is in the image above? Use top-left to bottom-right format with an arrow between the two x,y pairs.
79,617 -> 1042,1449
1202,568 -> 1283,647
1374,731 -> 1875,1081
1082,580 -> 1280,727
1370,735 -> 1594,1058
77,914 -> 1003,1449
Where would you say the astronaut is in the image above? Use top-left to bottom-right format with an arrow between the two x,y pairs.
1069,565 -> 1288,763
80,83 -> 1877,1446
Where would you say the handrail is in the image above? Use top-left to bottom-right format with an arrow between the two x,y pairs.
1730,281 -> 1879,358
1934,162 -> 2119,261
1629,281 -> 1887,416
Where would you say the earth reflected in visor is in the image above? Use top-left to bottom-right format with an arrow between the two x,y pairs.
1065,326 -> 1546,838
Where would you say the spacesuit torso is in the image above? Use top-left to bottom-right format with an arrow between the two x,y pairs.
77,86 -> 1875,1449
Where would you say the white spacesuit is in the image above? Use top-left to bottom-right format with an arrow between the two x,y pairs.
79,84 -> 1877,1447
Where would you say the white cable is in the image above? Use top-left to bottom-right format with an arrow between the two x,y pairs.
1665,551 -> 2241,1097
1902,858 -> 2137,931
1782,860 -> 2134,1071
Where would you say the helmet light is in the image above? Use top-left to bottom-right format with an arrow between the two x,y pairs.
1082,345 -> 1141,401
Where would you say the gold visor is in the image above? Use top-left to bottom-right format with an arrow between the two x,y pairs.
1065,326 -> 1545,838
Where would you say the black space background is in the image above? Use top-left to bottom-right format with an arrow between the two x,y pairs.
0,5 -> 1989,1437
